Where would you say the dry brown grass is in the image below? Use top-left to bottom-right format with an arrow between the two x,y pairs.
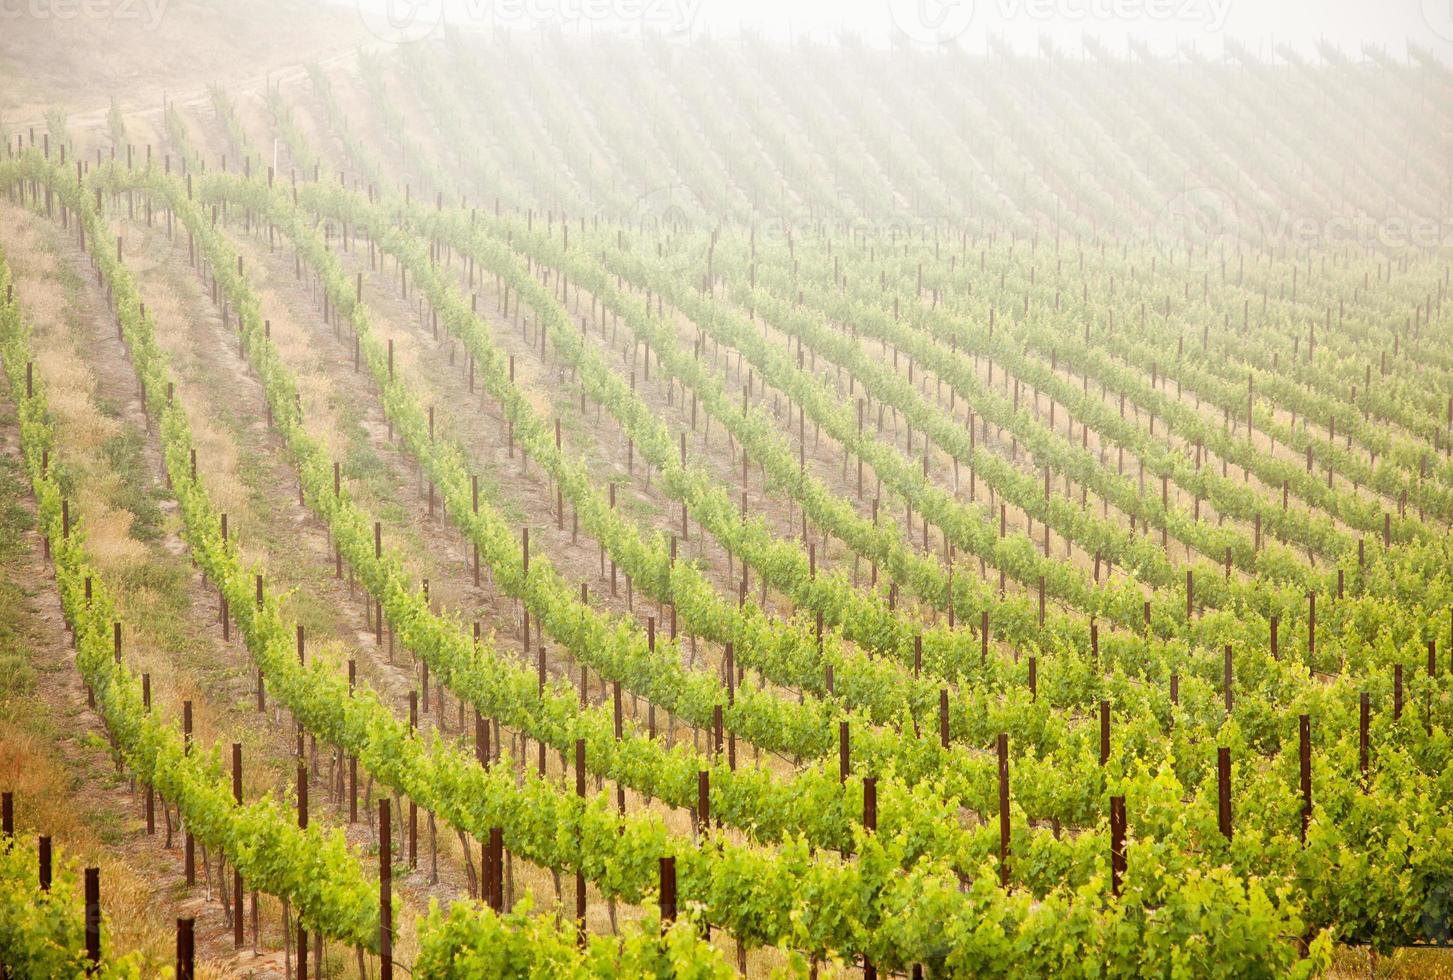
33,345 -> 125,453
0,528 -> 172,978
1329,947 -> 1453,979
78,504 -> 151,571
142,256 -> 252,519
5,223 -> 149,575
255,282 -> 349,462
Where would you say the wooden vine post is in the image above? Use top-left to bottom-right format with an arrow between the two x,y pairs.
575,737 -> 587,942
183,701 -> 194,884
380,798 -> 392,980
348,662 -> 358,822
1099,701 -> 1110,765
143,674 -> 154,834
1358,692 -> 1370,789
1299,714 -> 1311,843
231,743 -> 243,948
84,867 -> 100,966
1216,747 -> 1232,840
938,689 -> 949,748
659,856 -> 677,927
297,760 -> 309,980
1110,795 -> 1126,898
175,918 -> 195,980
997,732 -> 1010,887
408,692 -> 418,869
39,836 -> 52,891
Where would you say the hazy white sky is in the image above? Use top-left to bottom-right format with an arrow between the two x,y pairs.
351,0 -> 1453,55
692,0 -> 1443,54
